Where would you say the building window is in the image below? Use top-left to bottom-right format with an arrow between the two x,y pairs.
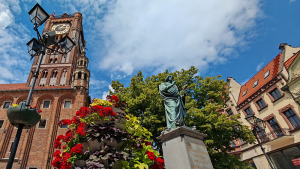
227,109 -> 233,116
78,72 -> 82,79
245,107 -> 254,115
240,138 -> 247,144
264,70 -> 270,79
270,88 -> 282,100
0,120 -> 4,128
64,101 -> 71,108
284,109 -> 300,129
253,80 -> 258,88
230,141 -> 236,147
3,101 -> 11,109
243,89 -> 247,96
256,99 -> 266,109
38,120 -> 47,128
43,101 -> 50,108
267,118 -> 283,137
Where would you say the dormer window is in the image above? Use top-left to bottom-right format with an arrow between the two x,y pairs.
243,89 -> 247,96
253,80 -> 258,88
264,70 -> 270,79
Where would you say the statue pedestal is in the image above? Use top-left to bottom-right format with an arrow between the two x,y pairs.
157,126 -> 214,169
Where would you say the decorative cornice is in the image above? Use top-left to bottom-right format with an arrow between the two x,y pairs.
156,126 -> 206,142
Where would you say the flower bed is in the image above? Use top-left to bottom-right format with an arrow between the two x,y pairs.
52,95 -> 164,169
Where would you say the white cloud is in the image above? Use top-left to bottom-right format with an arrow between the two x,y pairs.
95,0 -> 262,76
101,85 -> 114,100
256,62 -> 264,71
0,0 -> 32,84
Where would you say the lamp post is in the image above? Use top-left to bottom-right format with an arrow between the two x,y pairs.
240,114 -> 275,169
6,3 -> 75,169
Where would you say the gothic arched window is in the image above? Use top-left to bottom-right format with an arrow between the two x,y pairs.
52,70 -> 58,78
80,60 -> 83,66
78,72 -> 82,79
42,70 -> 48,78
84,73 -> 87,80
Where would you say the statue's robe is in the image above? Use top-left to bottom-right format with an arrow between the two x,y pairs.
159,82 -> 187,130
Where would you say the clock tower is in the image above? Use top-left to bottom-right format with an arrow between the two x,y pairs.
0,12 -> 91,169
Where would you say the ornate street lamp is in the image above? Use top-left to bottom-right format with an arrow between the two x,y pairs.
245,114 -> 257,125
28,3 -> 49,28
256,118 -> 266,129
6,3 -> 75,169
244,115 -> 275,169
59,35 -> 76,54
232,123 -> 242,132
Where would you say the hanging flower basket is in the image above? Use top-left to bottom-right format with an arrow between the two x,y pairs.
7,102 -> 41,129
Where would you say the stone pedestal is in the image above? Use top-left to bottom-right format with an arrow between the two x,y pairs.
157,126 -> 214,169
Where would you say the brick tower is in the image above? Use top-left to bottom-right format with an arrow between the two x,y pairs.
0,12 -> 91,169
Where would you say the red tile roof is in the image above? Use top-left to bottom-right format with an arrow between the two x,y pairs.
284,51 -> 300,69
237,52 -> 282,105
0,83 -> 72,91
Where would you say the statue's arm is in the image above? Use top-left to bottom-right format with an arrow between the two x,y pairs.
159,81 -> 176,92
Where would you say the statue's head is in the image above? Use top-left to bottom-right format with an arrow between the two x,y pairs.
165,75 -> 174,82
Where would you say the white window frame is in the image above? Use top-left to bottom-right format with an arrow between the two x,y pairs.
37,119 -> 47,129
63,100 -> 72,108
253,80 -> 258,88
243,89 -> 247,96
264,70 -> 270,79
3,101 -> 11,109
0,119 -> 4,129
42,100 -> 51,109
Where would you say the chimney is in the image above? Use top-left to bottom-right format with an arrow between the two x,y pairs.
279,43 -> 288,50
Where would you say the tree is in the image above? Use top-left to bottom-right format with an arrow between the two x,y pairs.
110,66 -> 255,169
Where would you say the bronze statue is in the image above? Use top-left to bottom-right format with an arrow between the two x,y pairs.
159,75 -> 187,130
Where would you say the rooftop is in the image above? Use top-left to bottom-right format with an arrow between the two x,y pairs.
237,52 -> 282,105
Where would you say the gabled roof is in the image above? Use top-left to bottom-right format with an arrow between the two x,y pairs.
237,52 -> 282,105
0,83 -> 72,91
284,51 -> 300,69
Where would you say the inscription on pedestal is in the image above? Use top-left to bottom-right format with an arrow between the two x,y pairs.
185,137 -> 214,169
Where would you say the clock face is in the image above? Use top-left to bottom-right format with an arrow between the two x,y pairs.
51,24 -> 70,35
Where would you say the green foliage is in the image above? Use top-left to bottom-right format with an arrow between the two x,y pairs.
110,66 -> 256,169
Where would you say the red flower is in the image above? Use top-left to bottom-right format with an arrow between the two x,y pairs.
51,156 -> 62,168
91,105 -> 103,112
71,116 -> 80,124
53,150 -> 61,158
156,157 -> 164,167
63,130 -> 73,142
76,123 -> 86,136
61,161 -> 71,169
58,119 -> 71,128
62,145 -> 66,149
103,107 -> 117,116
146,151 -> 156,161
38,109 -> 42,113
145,141 -> 152,146
54,135 -> 64,149
70,144 -> 83,154
109,95 -> 119,104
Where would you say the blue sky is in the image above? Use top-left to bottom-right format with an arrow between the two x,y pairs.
0,0 -> 299,100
